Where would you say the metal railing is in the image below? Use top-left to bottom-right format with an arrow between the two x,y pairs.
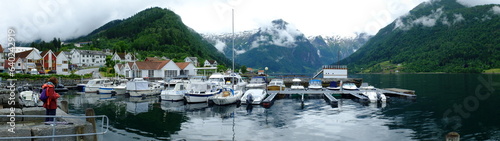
0,114 -> 109,140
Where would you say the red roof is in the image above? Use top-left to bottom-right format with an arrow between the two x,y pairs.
176,62 -> 190,69
135,60 -> 170,70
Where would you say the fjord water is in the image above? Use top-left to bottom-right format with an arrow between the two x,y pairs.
60,74 -> 500,140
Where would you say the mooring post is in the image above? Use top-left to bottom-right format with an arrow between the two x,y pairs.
85,108 -> 97,141
60,100 -> 69,113
445,132 -> 460,141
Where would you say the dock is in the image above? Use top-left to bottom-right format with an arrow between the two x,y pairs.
261,88 -> 416,108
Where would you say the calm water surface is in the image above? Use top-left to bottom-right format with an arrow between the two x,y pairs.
60,74 -> 500,141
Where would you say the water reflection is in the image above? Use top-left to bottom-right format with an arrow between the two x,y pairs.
59,74 -> 500,141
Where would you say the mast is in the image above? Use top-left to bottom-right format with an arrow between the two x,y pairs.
232,9 -> 235,72
232,9 -> 235,87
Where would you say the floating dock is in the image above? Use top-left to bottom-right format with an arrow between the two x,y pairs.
261,88 -> 416,108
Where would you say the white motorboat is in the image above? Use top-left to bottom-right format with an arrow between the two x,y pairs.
160,80 -> 190,101
246,77 -> 267,89
290,78 -> 305,90
18,85 -> 41,107
359,83 -> 375,90
342,83 -> 358,90
267,79 -> 286,91
208,73 -> 225,86
98,79 -> 128,95
222,73 -> 247,91
85,79 -> 112,93
126,78 -> 162,97
326,81 -> 341,90
210,88 -> 243,105
240,89 -> 268,105
184,82 -> 219,103
308,79 -> 323,90
362,91 -> 387,103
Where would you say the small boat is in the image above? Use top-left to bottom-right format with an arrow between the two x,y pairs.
98,79 -> 128,95
342,83 -> 358,90
222,73 -> 247,91
210,88 -> 243,105
160,80 -> 190,101
267,79 -> 286,91
246,77 -> 267,89
326,81 -> 341,90
359,83 -> 375,90
55,83 -> 69,93
290,78 -> 305,90
362,91 -> 387,103
126,78 -> 162,97
240,89 -> 267,105
184,82 -> 219,103
85,79 -> 112,93
18,85 -> 41,107
308,79 -> 323,90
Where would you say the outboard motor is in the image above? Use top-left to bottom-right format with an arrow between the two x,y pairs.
246,93 -> 254,104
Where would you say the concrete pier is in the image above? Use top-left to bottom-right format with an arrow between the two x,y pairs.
0,108 -> 96,141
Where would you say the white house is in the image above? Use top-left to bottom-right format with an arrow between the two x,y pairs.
111,52 -> 134,63
70,49 -> 106,67
55,51 -> 70,75
12,49 -> 42,73
322,65 -> 348,78
184,57 -> 198,67
176,62 -> 197,76
126,60 -> 181,79
204,60 -> 217,67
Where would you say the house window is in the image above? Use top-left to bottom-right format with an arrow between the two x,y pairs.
63,69 -> 68,72
28,60 -> 33,63
63,61 -> 68,64
148,70 -> 154,77
164,70 -> 177,78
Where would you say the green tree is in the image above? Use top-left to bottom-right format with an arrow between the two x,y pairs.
240,65 -> 248,74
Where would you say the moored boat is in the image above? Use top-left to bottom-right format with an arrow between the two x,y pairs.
126,78 -> 162,97
267,79 -> 286,91
210,88 -> 243,105
308,79 -> 323,90
246,76 -> 267,89
85,79 -> 112,93
184,82 -> 219,103
326,81 -> 341,90
342,83 -> 358,90
160,80 -> 190,101
98,79 -> 128,95
290,78 -> 305,90
240,88 -> 267,105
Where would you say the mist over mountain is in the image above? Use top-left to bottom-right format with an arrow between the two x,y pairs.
340,0 -> 500,73
203,19 -> 369,73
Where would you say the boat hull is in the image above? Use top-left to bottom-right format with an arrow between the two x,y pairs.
128,89 -> 160,97
98,87 -> 114,94
267,85 -> 285,91
184,93 -> 216,103
85,87 -> 100,93
211,91 -> 242,105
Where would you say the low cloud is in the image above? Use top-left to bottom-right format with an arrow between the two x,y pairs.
453,14 -> 465,23
214,39 -> 226,52
394,7 -> 468,30
492,6 -> 500,15
456,0 -> 500,7
250,19 -> 304,48
413,8 -> 444,27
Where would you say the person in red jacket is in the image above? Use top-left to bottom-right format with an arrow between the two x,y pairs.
42,77 -> 60,122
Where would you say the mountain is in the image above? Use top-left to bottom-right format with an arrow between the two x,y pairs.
203,19 -> 370,73
73,7 -> 231,66
308,34 -> 371,65
340,0 -> 500,73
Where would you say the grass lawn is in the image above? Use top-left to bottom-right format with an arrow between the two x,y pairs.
483,68 -> 500,73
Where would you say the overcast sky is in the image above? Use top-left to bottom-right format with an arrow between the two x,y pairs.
1,0 -> 499,47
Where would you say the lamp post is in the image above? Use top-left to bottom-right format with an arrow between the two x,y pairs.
265,67 -> 268,75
